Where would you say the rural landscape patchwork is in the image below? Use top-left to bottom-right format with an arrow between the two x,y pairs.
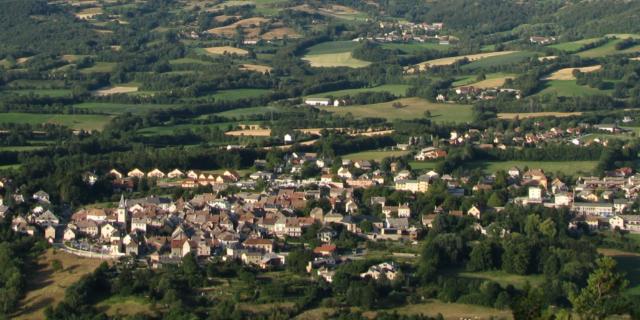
4,0 -> 640,319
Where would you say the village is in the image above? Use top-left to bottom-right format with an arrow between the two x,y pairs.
2,122 -> 640,284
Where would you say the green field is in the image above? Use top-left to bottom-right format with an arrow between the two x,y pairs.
381,42 -> 452,53
342,149 -> 409,161
388,300 -> 513,319
305,41 -> 359,55
74,102 -> 178,115
452,72 -> 515,87
549,37 -> 602,52
0,146 -> 47,152
0,113 -> 112,131
215,106 -> 279,118
537,80 -> 612,97
465,160 -> 598,175
79,62 -> 117,74
303,52 -> 371,68
409,160 -> 442,171
461,51 -> 537,70
169,57 -> 215,65
319,97 -> 473,123
577,38 -> 640,58
599,249 -> 640,296
95,296 -> 155,317
0,164 -> 21,170
0,89 -> 73,97
459,270 -> 544,289
306,84 -> 411,98
187,89 -> 271,101
138,122 -> 239,136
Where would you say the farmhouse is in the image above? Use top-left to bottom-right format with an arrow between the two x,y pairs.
128,168 -> 145,178
304,98 -> 331,106
147,168 -> 165,179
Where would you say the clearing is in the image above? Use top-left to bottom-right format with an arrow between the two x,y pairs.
92,86 -> 139,96
543,65 -> 602,80
95,296 -> 156,318
14,249 -> 103,320
303,52 -> 371,68
318,97 -> 473,123
497,112 -> 583,119
204,46 -> 248,55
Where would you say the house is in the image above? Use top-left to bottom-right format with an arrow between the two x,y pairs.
572,202 -> 615,217
529,36 -> 556,45
45,225 -> 58,242
101,223 -> 119,239
167,169 -> 185,179
243,238 -> 274,253
467,205 -> 482,219
528,187 -> 543,203
109,169 -> 124,179
554,193 -> 573,207
304,98 -> 331,106
147,169 -> 165,179
610,215 -> 640,233
337,167 -> 353,179
128,168 -> 145,178
360,262 -> 398,281
77,220 -> 99,237
414,147 -> 447,161
35,210 -> 60,227
314,244 -> 337,256
284,134 -> 293,144
63,227 -> 77,241
318,226 -> 337,243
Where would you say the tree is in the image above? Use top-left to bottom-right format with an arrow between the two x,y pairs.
51,259 -> 63,272
570,257 -> 630,319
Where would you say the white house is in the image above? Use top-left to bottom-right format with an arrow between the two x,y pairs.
284,134 -> 293,144
167,169 -> 185,179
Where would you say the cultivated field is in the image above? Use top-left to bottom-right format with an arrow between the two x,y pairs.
92,86 -> 139,96
204,46 -> 248,55
305,41 -> 359,55
318,97 -> 473,123
497,112 -> 583,119
454,73 -> 515,88
302,52 -> 371,68
543,65 -> 602,80
14,249 -> 103,320
240,64 -> 272,73
537,80 -> 612,97
415,51 -> 518,69
0,113 -> 112,131
225,128 -> 272,136
342,149 -> 409,161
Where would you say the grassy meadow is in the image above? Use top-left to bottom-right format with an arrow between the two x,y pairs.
342,149 -> 409,161
0,113 -> 112,131
464,160 -> 598,175
306,84 -> 411,98
318,98 -> 473,123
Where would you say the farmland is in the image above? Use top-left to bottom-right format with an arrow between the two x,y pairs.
416,51 -> 520,69
0,113 -> 112,131
306,84 -> 411,98
14,249 -> 102,320
73,102 -> 177,115
0,89 -> 73,97
304,41 -> 359,55
497,112 -> 583,119
387,300 -> 513,320
543,65 -> 602,80
302,52 -> 371,68
342,149 -> 409,161
460,51 -> 538,70
318,98 -> 473,123
453,73 -> 515,88
189,88 -> 271,101
203,46 -> 249,56
537,80 -> 612,97
215,106 -> 279,118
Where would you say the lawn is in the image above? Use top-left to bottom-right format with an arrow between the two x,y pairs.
465,161 -> 598,175
306,84 -> 411,98
0,113 -> 112,131
409,160 -> 442,171
536,80 -> 612,97
74,102 -> 177,115
0,164 -> 21,170
14,249 -> 103,320
303,52 -> 371,68
342,150 -> 409,161
318,98 -> 473,123
459,270 -> 544,289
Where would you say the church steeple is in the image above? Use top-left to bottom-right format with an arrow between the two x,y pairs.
117,194 -> 128,231
119,194 -> 126,208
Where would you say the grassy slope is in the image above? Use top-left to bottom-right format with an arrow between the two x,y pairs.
318,97 -> 473,123
464,160 -> 598,175
306,84 -> 411,98
0,113 -> 112,131
537,80 -> 612,97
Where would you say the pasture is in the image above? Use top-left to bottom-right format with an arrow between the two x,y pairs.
0,89 -> 73,97
306,84 -> 411,98
549,37 -> 602,52
318,98 -> 473,123
96,296 -> 156,318
239,64 -> 272,73
497,112 -> 583,119
138,123 -> 238,136
92,85 -> 139,96
537,80 -> 612,97
342,149 -> 409,161
73,102 -> 177,115
80,62 -> 117,74
598,248 -> 640,296
453,73 -> 515,88
303,52 -> 371,68
304,41 -> 359,55
0,113 -> 112,131
14,249 -> 103,320
387,300 -> 513,320
577,37 -> 640,58
381,42 -> 451,53
203,46 -> 248,55
190,88 -> 271,101
460,51 -> 538,70
416,51 -> 519,69
215,106 -> 279,118
543,65 -> 602,80
459,270 -> 544,289
464,161 -> 598,175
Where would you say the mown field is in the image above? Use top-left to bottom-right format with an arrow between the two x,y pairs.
381,42 -> 451,53
460,51 -> 538,70
342,149 -> 409,161
14,249 -> 103,320
215,106 -> 279,118
306,84 -> 411,98
497,112 -> 583,119
185,88 -> 272,101
138,122 -> 241,136
453,72 -> 515,88
303,51 -> 371,68
0,113 -> 112,131
74,102 -> 178,115
465,160 -> 598,175
318,98 -> 473,123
